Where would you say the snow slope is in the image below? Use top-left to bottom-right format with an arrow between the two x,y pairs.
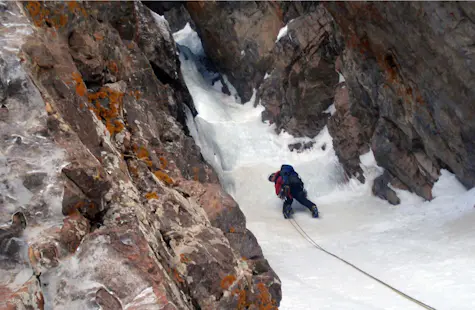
175,25 -> 475,310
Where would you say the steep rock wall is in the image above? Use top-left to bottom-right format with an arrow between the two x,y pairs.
325,2 -> 475,201
183,1 -> 342,139
186,1 -> 284,103
257,5 -> 341,137
0,1 -> 281,309
183,1 -> 474,203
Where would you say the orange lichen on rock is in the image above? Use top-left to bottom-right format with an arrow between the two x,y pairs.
210,198 -> 219,209
58,14 -> 68,28
67,0 -> 87,17
159,157 -> 168,169
232,288 -> 248,310
88,89 -> 108,105
107,60 -> 119,74
135,145 -> 148,158
132,145 -> 153,167
26,1 -> 69,29
113,119 -> 125,132
229,227 -> 235,233
145,192 -> 159,200
220,274 -> 236,290
87,87 -> 125,134
270,1 -> 284,21
180,253 -> 191,263
128,162 -> 139,177
26,1 -> 41,16
45,102 -> 54,114
71,72 -> 87,97
255,283 -> 278,310
153,170 -> 174,186
26,1 -> 45,27
105,119 -> 124,135
70,200 -> 95,216
67,0 -> 79,11
93,33 -> 104,41
129,90 -> 141,100
173,269 -> 185,283
192,167 -> 200,181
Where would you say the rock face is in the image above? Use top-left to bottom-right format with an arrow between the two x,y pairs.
186,1 -> 284,103
143,1 -> 196,33
1,1 -> 280,309
257,5 -> 341,137
372,171 -> 401,206
183,1 -> 475,203
324,2 -> 475,201
184,2 -> 342,138
328,78 -> 371,183
0,276 -> 44,310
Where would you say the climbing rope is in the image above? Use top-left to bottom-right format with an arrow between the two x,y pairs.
288,218 -> 437,310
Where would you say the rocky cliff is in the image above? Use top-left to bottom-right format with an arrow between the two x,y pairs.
183,2 -> 342,138
177,1 -> 475,204
0,1 -> 280,309
324,2 -> 475,203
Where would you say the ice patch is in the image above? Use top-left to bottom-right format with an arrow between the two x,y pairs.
0,0 -> 67,298
359,150 -> 376,167
276,19 -> 294,43
150,9 -> 168,30
432,169 -> 467,198
173,22 -> 205,56
324,104 -> 336,116
339,72 -> 346,83
10,268 -> 33,288
221,74 -> 241,103
276,25 -> 289,42
212,80 -> 224,92
149,8 -> 173,46
125,287 -> 157,309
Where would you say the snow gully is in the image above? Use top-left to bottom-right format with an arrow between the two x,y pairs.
288,218 -> 436,310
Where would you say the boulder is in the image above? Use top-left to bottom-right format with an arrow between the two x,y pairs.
372,171 -> 401,205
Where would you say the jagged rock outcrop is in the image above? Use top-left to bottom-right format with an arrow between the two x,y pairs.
1,1 -> 280,309
182,2 -> 342,138
327,75 -> 371,183
372,171 -> 401,206
183,1 -> 475,203
143,1 -> 195,33
257,6 -> 341,137
324,2 -> 475,201
186,1 -> 284,103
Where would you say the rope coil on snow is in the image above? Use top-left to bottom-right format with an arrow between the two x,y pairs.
288,218 -> 436,310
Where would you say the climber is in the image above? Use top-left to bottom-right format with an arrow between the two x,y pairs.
268,165 -> 319,219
